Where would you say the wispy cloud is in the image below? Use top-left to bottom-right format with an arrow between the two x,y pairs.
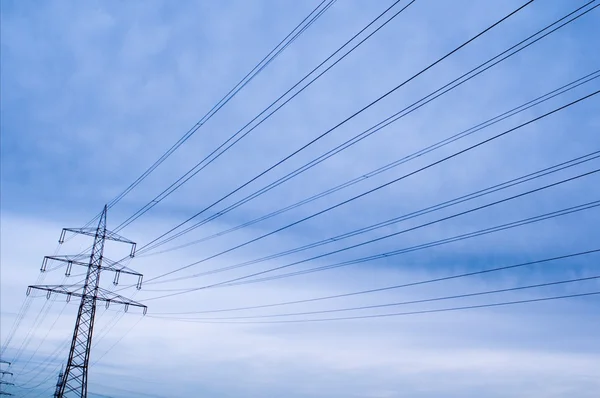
1,0 -> 599,396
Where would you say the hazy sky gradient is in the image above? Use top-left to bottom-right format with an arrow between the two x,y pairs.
1,0 -> 599,397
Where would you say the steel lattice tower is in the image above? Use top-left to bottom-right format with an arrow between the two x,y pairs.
0,360 -> 13,396
28,206 -> 146,398
54,367 -> 64,398
59,206 -> 108,395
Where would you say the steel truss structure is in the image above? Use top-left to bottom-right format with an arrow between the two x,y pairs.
28,206 -> 146,397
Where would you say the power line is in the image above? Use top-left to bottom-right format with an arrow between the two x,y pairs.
145,162 -> 600,286
15,282 -> 80,382
4,1 -> 598,394
68,0 -> 336,239
151,291 -> 600,324
10,277 -> 120,389
139,88 -> 600,286
90,310 -> 126,352
16,339 -> 71,389
145,142 -> 599,281
149,249 -> 600,315
142,69 -> 600,257
131,0 -> 534,249
113,0 -> 418,233
16,302 -> 69,375
225,200 -> 600,289
90,0 -> 337,218
90,315 -> 144,366
141,199 -> 600,301
10,285 -> 85,387
1,269 -> 48,358
10,299 -> 54,366
137,0 -> 595,255
151,275 -> 600,320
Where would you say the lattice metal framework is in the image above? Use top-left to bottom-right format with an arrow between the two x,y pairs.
0,362 -> 13,398
53,367 -> 65,398
28,206 -> 146,398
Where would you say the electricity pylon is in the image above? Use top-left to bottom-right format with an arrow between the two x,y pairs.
0,363 -> 13,398
28,206 -> 147,398
54,367 -> 65,398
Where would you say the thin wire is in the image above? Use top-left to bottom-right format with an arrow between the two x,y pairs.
141,89 -> 600,285
138,0 -> 590,255
150,249 -> 600,315
114,0 -> 417,233
59,0 -> 333,257
226,201 -> 600,288
17,294 -> 134,392
67,0 -> 336,229
142,70 -> 600,257
17,338 -> 70,385
152,275 -> 600,320
16,301 -> 68,373
143,1 -> 600,254
157,291 -> 600,324
141,200 -> 600,301
1,267 -> 49,357
108,0 -> 335,209
146,164 -> 600,285
199,154 -> 600,276
90,309 -> 121,350
17,359 -> 66,391
90,316 -> 144,366
0,294 -> 33,358
130,0 -> 530,247
10,299 -> 54,366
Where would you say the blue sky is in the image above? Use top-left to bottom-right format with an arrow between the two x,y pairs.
1,0 -> 600,397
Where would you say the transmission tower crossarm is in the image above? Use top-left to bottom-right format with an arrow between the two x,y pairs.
95,287 -> 147,313
27,284 -> 83,298
41,255 -> 144,288
59,227 -> 136,257
0,382 -> 14,386
0,371 -> 12,376
26,285 -> 147,314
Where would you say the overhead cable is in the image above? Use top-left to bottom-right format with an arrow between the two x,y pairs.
141,199 -> 600,301
140,89 -> 600,286
131,0 -> 534,248
150,291 -> 600,324
94,0 -> 337,220
146,162 -> 600,285
142,70 -> 600,258
151,275 -> 600,320
137,0 -> 594,255
113,0 -> 417,232
149,249 -> 600,314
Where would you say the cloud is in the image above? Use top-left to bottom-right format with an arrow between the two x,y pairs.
2,212 -> 600,397
1,0 -> 599,396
